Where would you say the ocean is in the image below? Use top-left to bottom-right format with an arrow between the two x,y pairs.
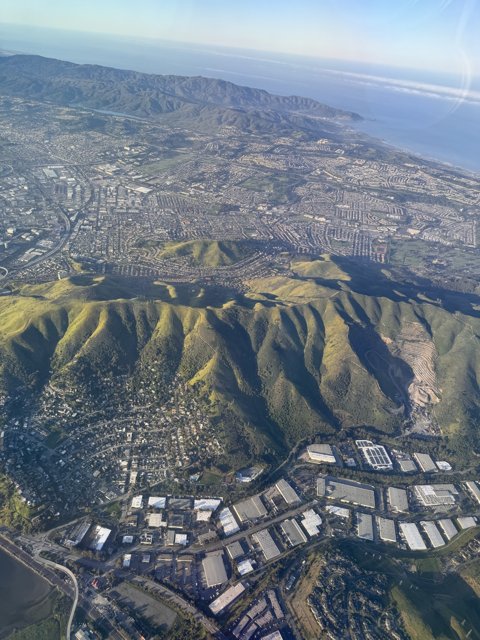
0,23 -> 479,174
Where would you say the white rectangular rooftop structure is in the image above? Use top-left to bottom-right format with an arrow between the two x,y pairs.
233,495 -> 268,522
457,516 -> 477,530
147,496 -> 166,509
465,481 -> 480,505
275,479 -> 301,505
280,519 -> 307,547
325,505 -> 350,519
399,522 -> 427,551
398,458 -> 417,473
387,487 -> 409,513
325,477 -> 376,509
413,453 -> 437,473
89,525 -> 112,552
306,443 -> 336,464
252,528 -> 281,561
376,516 -> 397,542
147,513 -> 167,528
420,521 -> 445,548
202,551 -> 228,587
414,484 -> 458,507
194,498 -> 222,512
209,583 -> 245,615
356,440 -> 393,470
356,512 -> 374,540
237,559 -> 254,575
299,509 -> 322,537
131,495 -> 143,509
438,518 -> 458,541
218,507 -> 240,536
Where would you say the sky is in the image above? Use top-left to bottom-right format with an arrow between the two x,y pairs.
1,0 -> 479,75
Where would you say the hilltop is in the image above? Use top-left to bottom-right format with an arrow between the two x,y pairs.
0,54 -> 360,137
1,255 -> 479,465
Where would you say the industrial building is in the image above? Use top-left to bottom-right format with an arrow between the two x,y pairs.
194,498 -> 222,511
209,583 -> 246,615
420,521 -> 445,548
237,559 -> 254,575
376,516 -> 396,542
457,516 -> 477,529
147,496 -> 166,509
252,528 -> 281,561
414,484 -> 458,507
88,525 -> 112,552
325,505 -> 350,519
299,509 -> 322,536
398,458 -> 417,473
387,487 -> 409,513
147,513 -> 167,528
438,518 -> 458,541
233,494 -> 268,522
202,551 -> 228,587
465,481 -> 480,505
131,495 -> 143,509
305,443 -> 336,464
356,512 -> 374,540
324,477 -> 376,509
65,520 -> 91,547
226,540 -> 246,560
399,523 -> 427,550
218,507 -> 240,536
275,479 -> 301,505
413,453 -> 437,473
356,440 -> 393,470
280,519 -> 307,547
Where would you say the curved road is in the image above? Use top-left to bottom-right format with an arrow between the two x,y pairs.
35,555 -> 79,640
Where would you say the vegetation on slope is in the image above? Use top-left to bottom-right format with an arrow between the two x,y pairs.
1,256 -> 480,464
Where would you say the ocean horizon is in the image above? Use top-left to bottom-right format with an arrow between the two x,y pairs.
1,23 -> 479,174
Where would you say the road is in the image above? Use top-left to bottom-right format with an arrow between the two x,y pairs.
34,554 -> 79,640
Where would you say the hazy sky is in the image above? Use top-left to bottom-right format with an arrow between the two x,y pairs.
2,0 -> 479,74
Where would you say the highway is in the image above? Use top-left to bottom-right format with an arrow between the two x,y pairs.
34,554 -> 78,640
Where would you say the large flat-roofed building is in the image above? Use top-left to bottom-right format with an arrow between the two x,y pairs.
275,479 -> 301,505
398,458 -> 417,473
252,528 -> 281,561
131,495 -> 143,510
356,440 -> 393,471
387,487 -> 409,513
209,583 -> 245,615
457,516 -> 477,530
88,525 -> 112,552
202,551 -> 228,588
316,477 -> 326,497
194,498 -> 222,512
465,481 -> 480,505
376,516 -> 396,543
356,512 -> 374,540
280,519 -> 307,547
66,520 -> 92,547
399,523 -> 427,551
438,518 -> 458,541
324,477 -> 376,509
306,444 -> 336,464
148,496 -> 166,509
414,484 -> 458,507
413,453 -> 437,473
420,521 -> 445,548
226,540 -> 246,560
300,509 -> 322,537
147,512 -> 167,528
233,495 -> 268,522
218,508 -> 240,536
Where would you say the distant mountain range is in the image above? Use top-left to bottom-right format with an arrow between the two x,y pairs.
0,54 -> 360,136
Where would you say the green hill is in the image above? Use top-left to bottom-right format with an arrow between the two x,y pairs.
1,256 -> 480,465
157,239 -> 255,267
